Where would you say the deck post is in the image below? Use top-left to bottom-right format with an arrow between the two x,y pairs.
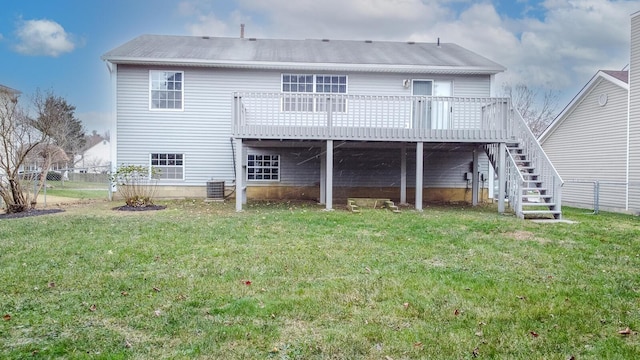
472,146 -> 479,206
325,140 -> 333,211
498,142 -> 506,213
235,138 -> 244,212
320,144 -> 326,204
415,142 -> 423,211
400,144 -> 407,204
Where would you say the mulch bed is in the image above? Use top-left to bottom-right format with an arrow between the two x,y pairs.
112,205 -> 167,211
0,208 -> 65,219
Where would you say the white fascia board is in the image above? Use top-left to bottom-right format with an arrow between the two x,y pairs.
539,71 -> 628,143
100,57 -> 505,75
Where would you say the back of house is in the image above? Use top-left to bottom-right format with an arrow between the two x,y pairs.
103,34 -> 562,218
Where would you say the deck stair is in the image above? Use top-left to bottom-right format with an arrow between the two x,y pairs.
506,143 -> 561,219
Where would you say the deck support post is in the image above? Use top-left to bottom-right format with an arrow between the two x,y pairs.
400,144 -> 407,205
325,140 -> 333,211
415,142 -> 424,211
319,144 -> 326,204
472,146 -> 479,206
235,138 -> 244,212
498,142 -> 506,213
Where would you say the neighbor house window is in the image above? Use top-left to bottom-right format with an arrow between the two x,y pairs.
282,74 -> 347,112
150,153 -> 184,180
150,71 -> 183,110
247,154 -> 279,181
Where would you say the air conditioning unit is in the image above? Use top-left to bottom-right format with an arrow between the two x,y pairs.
206,180 -> 225,201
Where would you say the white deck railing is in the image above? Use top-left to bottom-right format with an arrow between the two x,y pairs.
232,92 -> 512,142
484,110 -> 563,218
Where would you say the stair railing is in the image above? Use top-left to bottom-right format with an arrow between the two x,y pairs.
510,109 -> 564,217
505,149 -> 526,218
484,143 -> 526,218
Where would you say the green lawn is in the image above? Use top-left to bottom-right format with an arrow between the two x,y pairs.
1,200 -> 639,359
44,180 -> 110,199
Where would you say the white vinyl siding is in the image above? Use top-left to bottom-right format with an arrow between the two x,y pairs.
116,65 -> 493,188
245,145 -> 489,190
542,79 -> 628,211
629,12 -> 640,212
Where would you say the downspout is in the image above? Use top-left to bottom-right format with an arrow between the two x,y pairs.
626,74 -> 631,211
105,61 -> 117,201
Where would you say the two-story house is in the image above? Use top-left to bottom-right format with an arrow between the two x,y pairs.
102,35 -> 562,218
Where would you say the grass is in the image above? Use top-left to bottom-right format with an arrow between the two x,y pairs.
1,200 -> 639,359
43,180 -> 110,199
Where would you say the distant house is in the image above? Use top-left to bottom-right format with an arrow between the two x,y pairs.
75,139 -> 111,173
102,35 -> 562,218
541,11 -> 640,215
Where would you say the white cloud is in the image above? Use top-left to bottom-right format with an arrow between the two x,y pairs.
14,19 -> 76,57
178,0 -> 640,104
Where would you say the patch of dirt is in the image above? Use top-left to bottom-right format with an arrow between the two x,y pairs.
0,208 -> 65,219
112,205 -> 167,211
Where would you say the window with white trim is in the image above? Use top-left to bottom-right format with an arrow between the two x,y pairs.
150,153 -> 184,180
247,154 -> 279,181
150,71 -> 183,110
282,74 -> 347,112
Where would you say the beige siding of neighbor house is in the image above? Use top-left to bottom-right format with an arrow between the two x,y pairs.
542,78 -> 628,211
629,12 -> 640,213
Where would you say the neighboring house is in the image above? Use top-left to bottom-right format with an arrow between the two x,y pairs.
102,35 -> 562,218
75,139 -> 111,173
541,10 -> 640,215
539,71 -> 629,213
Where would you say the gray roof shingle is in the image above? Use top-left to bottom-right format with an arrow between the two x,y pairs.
602,70 -> 629,84
102,35 -> 505,74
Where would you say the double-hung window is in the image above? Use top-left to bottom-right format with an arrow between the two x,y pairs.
150,71 -> 183,110
150,153 -> 184,180
282,74 -> 347,112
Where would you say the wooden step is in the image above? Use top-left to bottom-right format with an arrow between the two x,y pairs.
521,210 -> 562,214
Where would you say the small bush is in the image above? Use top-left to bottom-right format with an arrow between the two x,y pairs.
110,164 -> 158,207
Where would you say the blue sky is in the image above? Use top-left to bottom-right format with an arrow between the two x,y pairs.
1,0 -> 639,133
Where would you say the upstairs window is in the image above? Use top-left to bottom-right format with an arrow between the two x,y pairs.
150,71 -> 183,110
282,74 -> 314,111
282,74 -> 347,112
150,153 -> 184,180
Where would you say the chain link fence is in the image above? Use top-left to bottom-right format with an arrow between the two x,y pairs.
38,165 -> 112,206
562,179 -> 640,214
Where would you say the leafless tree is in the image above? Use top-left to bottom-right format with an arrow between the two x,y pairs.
502,83 -> 560,137
0,88 -> 47,213
0,88 -> 79,213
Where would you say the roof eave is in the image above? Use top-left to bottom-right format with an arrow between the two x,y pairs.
101,57 -> 505,75
539,70 -> 629,142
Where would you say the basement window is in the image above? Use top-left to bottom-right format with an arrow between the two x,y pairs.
247,154 -> 280,181
150,153 -> 184,180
